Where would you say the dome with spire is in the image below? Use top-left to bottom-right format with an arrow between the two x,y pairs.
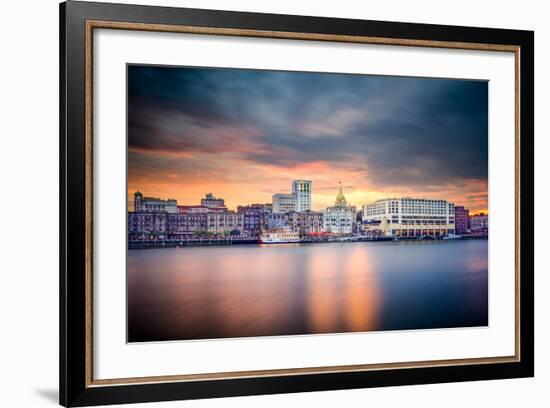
334,181 -> 348,207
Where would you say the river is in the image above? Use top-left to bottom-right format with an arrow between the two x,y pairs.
128,240 -> 488,342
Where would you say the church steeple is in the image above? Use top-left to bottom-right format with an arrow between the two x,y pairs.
335,181 -> 347,206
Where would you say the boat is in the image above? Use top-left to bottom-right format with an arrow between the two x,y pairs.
259,229 -> 301,244
442,234 -> 463,240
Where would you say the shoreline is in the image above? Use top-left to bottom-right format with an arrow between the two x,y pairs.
128,235 -> 488,250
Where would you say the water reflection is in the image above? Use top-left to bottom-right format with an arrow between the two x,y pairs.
343,246 -> 380,332
127,240 -> 488,342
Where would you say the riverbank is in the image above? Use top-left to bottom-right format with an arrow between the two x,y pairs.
128,234 -> 487,250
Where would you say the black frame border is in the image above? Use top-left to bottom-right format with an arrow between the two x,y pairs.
60,1 -> 534,406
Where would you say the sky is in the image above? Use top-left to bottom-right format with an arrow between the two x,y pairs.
128,65 -> 488,213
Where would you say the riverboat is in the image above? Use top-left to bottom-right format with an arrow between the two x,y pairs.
259,229 -> 301,244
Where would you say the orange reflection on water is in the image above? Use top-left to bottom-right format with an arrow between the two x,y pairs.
306,251 -> 342,333
128,240 -> 488,342
307,245 -> 381,334
343,246 -> 380,332
212,249 -> 294,336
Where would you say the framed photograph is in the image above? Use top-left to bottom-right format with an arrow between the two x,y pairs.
60,1 -> 534,406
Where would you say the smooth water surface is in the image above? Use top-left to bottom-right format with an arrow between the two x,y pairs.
128,240 -> 488,342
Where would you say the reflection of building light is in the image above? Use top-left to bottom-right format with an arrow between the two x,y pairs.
306,246 -> 381,334
343,246 -> 380,332
306,253 -> 341,333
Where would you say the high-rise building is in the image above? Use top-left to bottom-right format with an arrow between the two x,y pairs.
362,197 -> 455,238
292,180 -> 312,212
272,179 -> 312,213
323,183 -> 355,235
454,206 -> 470,234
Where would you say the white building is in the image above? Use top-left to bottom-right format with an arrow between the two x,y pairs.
272,193 -> 296,213
362,197 -> 455,238
323,184 -> 355,235
292,180 -> 312,212
134,191 -> 177,213
272,179 -> 312,213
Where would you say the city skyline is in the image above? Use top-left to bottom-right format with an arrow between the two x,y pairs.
128,65 -> 488,213
129,184 -> 487,216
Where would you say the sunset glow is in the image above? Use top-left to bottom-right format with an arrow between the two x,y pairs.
128,65 -> 488,213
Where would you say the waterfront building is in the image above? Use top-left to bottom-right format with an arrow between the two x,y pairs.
283,211 -> 300,232
266,212 -> 288,230
134,191 -> 177,213
362,197 -> 455,238
207,211 -> 244,235
272,179 -> 312,213
454,206 -> 470,234
128,212 -> 168,241
299,210 -> 324,234
201,193 -> 226,209
265,210 -> 324,235
272,193 -> 296,213
129,212 -> 209,241
166,213 -> 208,239
238,204 -> 267,236
323,184 -> 355,235
470,213 -> 488,234
292,180 -> 312,212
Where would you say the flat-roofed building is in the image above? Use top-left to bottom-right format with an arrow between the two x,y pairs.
272,179 -> 312,213
206,211 -> 244,235
134,191 -> 177,213
300,210 -> 324,234
454,206 -> 470,234
166,213 -> 208,239
470,213 -> 488,234
272,193 -> 296,213
201,193 -> 226,209
238,204 -> 267,236
292,180 -> 312,212
362,197 -> 455,238
128,212 -> 168,241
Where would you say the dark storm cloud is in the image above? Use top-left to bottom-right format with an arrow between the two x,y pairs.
128,65 -> 488,190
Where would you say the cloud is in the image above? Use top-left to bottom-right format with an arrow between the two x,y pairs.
127,65 -> 488,211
